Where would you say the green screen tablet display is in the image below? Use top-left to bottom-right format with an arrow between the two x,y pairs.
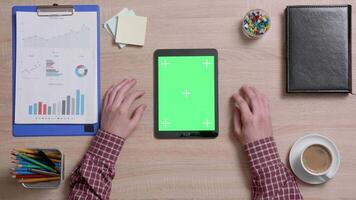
158,56 -> 215,131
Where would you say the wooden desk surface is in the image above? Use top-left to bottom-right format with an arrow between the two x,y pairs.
1,0 -> 356,199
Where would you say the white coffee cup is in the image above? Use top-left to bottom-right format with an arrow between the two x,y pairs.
300,143 -> 333,176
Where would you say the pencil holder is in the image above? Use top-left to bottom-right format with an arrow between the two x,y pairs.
10,148 -> 64,189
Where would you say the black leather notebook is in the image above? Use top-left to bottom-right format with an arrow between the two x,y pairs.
286,5 -> 352,93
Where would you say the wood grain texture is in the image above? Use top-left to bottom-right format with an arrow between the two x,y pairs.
1,0 -> 356,199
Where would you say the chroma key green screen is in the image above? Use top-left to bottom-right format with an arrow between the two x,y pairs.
158,56 -> 216,131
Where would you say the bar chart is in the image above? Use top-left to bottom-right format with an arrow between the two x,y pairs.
28,89 -> 84,116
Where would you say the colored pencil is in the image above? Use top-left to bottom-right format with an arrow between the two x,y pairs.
12,154 -> 61,163
22,153 -> 37,158
15,152 -> 40,159
12,174 -> 54,179
14,148 -> 36,154
15,149 -> 61,159
18,176 -> 60,183
12,160 -> 61,167
12,167 -> 57,173
12,160 -> 31,165
14,152 -> 57,173
11,171 -> 36,175
29,168 -> 60,176
17,164 -> 44,169
49,158 -> 61,163
11,167 -> 30,172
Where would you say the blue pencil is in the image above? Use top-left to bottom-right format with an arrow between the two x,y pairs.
14,160 -> 60,167
15,156 -> 32,164
14,167 -> 61,172
12,160 -> 32,165
17,160 -> 32,165
13,168 -> 29,172
12,171 -> 36,175
11,168 -> 61,175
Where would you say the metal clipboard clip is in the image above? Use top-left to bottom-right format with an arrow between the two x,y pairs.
37,4 -> 74,16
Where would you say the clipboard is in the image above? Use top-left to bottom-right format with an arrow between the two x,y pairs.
12,4 -> 101,137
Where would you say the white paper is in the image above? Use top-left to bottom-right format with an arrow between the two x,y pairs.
15,12 -> 98,124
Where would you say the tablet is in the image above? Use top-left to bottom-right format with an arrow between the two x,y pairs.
154,49 -> 218,138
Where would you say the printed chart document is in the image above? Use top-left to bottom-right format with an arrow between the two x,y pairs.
15,12 -> 98,124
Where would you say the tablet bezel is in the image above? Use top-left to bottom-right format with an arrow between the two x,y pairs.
154,49 -> 219,138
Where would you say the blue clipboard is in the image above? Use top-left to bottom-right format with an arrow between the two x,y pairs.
12,5 -> 101,137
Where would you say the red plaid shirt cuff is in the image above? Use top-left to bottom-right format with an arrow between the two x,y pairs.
87,129 -> 125,165
244,137 -> 280,171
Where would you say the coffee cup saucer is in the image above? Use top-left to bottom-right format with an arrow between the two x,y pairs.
289,134 -> 340,184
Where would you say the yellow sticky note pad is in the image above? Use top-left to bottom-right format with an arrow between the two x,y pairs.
115,15 -> 147,46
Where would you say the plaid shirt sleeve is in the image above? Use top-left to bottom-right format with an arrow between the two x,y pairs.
68,129 -> 125,200
244,137 -> 303,200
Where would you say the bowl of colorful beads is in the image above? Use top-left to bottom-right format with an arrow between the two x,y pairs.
242,9 -> 271,39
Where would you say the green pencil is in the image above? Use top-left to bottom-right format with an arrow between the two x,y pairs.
15,152 -> 57,173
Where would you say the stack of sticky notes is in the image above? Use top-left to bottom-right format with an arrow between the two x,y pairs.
104,8 -> 147,48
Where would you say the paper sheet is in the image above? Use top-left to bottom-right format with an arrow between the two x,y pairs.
15,12 -> 98,124
116,15 -> 147,46
104,8 -> 136,48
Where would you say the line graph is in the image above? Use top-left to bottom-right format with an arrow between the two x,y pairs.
21,64 -> 40,74
23,25 -> 91,48
21,63 -> 41,79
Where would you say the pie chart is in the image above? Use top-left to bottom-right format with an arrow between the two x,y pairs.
75,65 -> 88,77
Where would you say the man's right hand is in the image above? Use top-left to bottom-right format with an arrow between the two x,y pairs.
101,79 -> 146,139
231,85 -> 273,145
